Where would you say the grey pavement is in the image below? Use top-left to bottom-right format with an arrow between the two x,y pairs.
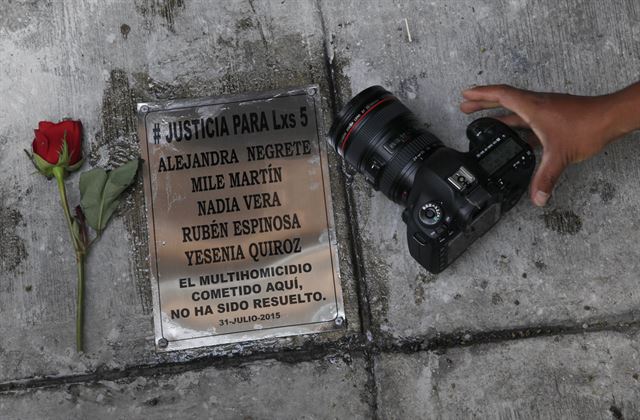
1,0 -> 639,418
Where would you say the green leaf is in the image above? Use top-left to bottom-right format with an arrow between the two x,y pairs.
79,159 -> 139,233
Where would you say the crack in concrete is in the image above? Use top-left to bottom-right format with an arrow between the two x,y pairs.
2,318 -> 639,394
315,1 -> 380,417
0,335 -> 365,393
375,312 -> 640,354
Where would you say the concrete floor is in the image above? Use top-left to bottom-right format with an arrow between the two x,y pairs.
1,0 -> 639,418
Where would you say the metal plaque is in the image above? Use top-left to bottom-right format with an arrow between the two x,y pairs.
137,86 -> 344,351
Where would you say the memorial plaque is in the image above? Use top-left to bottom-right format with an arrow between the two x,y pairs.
137,86 -> 344,351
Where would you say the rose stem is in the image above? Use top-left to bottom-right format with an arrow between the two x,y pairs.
52,166 -> 85,352
75,252 -> 85,352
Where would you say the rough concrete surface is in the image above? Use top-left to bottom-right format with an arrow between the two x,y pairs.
1,0 -> 640,418
0,354 -> 372,419
376,330 -> 640,419
322,0 -> 640,343
0,0 -> 361,384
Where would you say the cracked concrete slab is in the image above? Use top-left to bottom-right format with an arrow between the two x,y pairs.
0,353 -> 372,419
321,0 -> 640,342
0,0 -> 360,383
375,329 -> 640,419
2,0 -> 640,418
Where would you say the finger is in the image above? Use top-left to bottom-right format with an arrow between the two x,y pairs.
529,152 -> 567,207
494,113 -> 530,129
462,84 -> 527,113
459,100 -> 502,114
462,84 -> 517,101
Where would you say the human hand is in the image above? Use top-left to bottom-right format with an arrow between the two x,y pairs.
460,84 -> 635,206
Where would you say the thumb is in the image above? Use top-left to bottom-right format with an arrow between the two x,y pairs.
529,152 -> 567,207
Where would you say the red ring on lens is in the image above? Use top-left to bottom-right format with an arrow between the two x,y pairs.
338,96 -> 393,154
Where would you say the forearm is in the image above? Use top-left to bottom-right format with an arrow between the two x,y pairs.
606,82 -> 640,138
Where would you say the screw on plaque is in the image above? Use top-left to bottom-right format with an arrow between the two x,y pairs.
307,87 -> 317,96
157,338 -> 168,348
334,316 -> 345,327
140,105 -> 149,113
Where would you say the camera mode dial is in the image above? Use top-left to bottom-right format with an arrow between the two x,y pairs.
419,202 -> 443,226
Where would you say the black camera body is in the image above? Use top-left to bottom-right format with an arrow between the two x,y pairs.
403,119 -> 534,273
328,86 -> 535,273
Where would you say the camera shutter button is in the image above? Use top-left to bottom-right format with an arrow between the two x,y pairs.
419,202 -> 443,226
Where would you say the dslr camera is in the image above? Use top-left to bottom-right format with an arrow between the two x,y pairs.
328,86 -> 535,273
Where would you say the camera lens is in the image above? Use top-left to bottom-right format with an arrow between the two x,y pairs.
328,86 -> 442,204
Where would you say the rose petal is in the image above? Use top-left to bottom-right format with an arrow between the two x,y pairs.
73,121 -> 83,163
34,120 -> 83,165
49,123 -> 73,160
32,129 -> 48,160
61,120 -> 83,164
38,121 -> 55,130
33,129 -> 61,164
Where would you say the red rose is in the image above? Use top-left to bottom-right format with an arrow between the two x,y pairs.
32,120 -> 83,165
24,115 -> 138,352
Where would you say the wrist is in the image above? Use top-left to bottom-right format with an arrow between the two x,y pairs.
604,83 -> 640,139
